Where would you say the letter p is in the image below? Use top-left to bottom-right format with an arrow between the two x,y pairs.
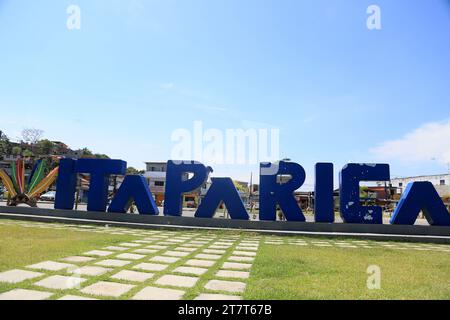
163,160 -> 208,216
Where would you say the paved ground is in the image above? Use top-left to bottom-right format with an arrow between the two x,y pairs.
0,219 -> 448,300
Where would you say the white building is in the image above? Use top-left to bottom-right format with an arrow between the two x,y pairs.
143,161 -> 212,207
386,174 -> 450,197
143,162 -> 171,205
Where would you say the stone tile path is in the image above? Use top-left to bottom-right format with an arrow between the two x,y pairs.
0,219 -> 448,300
0,220 -> 261,300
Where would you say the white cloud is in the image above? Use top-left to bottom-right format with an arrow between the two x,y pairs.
302,115 -> 317,124
158,83 -> 228,114
159,83 -> 213,102
192,104 -> 227,113
370,119 -> 450,164
160,83 -> 175,90
240,120 -> 278,130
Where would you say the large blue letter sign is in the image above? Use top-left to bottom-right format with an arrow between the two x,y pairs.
259,161 -> 306,221
52,158 -> 449,228
314,163 -> 334,223
55,159 -> 77,210
195,178 -> 249,220
390,182 -> 450,226
55,158 -> 126,212
164,160 -> 208,216
108,175 -> 159,215
339,163 -> 390,224
75,159 -> 126,212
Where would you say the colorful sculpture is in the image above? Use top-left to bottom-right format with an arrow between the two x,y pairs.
0,158 -> 59,207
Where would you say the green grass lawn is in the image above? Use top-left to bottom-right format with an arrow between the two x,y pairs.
245,243 -> 450,300
0,224 -> 136,272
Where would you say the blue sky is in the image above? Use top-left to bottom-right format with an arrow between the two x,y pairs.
1,0 -> 450,188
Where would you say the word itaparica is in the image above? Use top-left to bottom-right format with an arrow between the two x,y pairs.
54,159 -> 450,226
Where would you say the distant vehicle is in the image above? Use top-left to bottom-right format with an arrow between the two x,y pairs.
186,201 -> 196,208
1,191 -> 8,200
40,191 -> 56,202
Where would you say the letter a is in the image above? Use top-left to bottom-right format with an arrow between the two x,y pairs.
366,5 -> 381,30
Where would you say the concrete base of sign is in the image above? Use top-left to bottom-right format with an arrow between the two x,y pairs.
0,206 -> 450,244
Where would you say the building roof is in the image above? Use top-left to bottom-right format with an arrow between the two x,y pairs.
391,173 -> 449,180
144,161 -> 167,165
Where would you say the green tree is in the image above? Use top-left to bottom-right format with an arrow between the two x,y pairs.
80,148 -> 94,158
127,167 -> 139,175
36,139 -> 55,155
359,186 -> 369,198
0,131 -> 11,156
78,148 -> 110,159
21,128 -> 44,144
94,153 -> 110,159
127,167 -> 145,175
12,146 -> 22,156
0,130 -> 7,140
233,180 -> 248,194
0,141 -> 7,156
22,149 -> 34,158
